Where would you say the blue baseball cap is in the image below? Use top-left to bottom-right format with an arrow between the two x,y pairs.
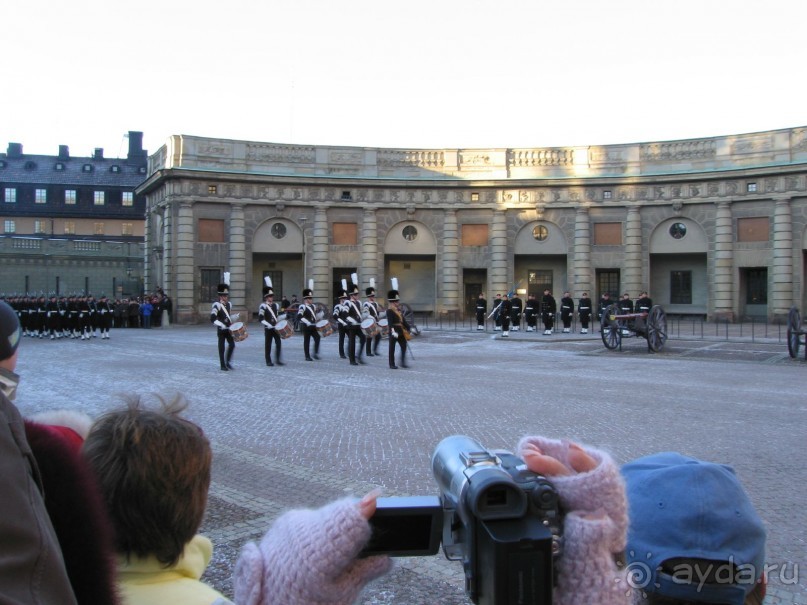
622,452 -> 766,604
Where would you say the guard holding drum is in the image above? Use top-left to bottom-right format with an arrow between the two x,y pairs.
297,287 -> 321,361
210,274 -> 236,371
258,277 -> 284,367
363,282 -> 382,357
344,281 -> 366,366
333,287 -> 348,359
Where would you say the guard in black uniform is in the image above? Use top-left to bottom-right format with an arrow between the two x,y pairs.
363,283 -> 382,357
499,294 -> 512,338
97,295 -> 113,339
333,287 -> 348,359
475,293 -> 487,330
618,293 -> 634,335
560,291 -> 575,333
633,291 -> 653,332
210,278 -> 235,371
541,289 -> 557,335
343,283 -> 365,366
386,288 -> 411,369
598,292 -> 612,329
578,292 -> 593,334
524,294 -> 538,332
492,294 -> 503,331
258,277 -> 283,366
509,293 -> 523,332
297,288 -> 321,361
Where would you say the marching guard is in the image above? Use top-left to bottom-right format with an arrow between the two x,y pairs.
210,274 -> 236,371
343,275 -> 365,366
96,295 -> 113,339
386,280 -> 411,369
258,277 -> 284,366
541,289 -> 557,335
333,285 -> 348,359
560,291 -> 575,333
297,283 -> 321,361
363,280 -> 382,357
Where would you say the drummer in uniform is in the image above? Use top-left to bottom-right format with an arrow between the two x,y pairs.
343,277 -> 365,366
333,285 -> 348,359
210,274 -> 235,371
363,280 -> 382,357
386,283 -> 411,369
297,286 -> 321,361
258,277 -> 284,367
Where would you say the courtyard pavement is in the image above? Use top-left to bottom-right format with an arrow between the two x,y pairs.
14,324 -> 806,604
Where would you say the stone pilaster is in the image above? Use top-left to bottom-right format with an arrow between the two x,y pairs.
361,207 -> 378,291
573,206 -> 592,296
228,204 -> 246,310
143,205 -> 151,291
162,208 -> 172,296
624,206 -> 643,296
442,209 -> 459,313
310,207 -> 329,297
491,210 -> 509,296
713,201 -> 734,321
773,198 -> 793,319
176,201 -> 195,322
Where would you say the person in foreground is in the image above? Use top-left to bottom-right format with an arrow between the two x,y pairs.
82,394 -> 391,605
517,434 -> 631,605
623,452 -> 767,605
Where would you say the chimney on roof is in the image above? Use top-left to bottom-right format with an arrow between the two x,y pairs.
58,145 -> 70,159
7,143 -> 23,158
93,148 -> 104,159
126,131 -> 147,164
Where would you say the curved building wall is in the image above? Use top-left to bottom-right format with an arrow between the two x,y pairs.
137,127 -> 807,324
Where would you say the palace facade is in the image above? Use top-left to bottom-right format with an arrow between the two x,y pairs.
136,127 -> 807,324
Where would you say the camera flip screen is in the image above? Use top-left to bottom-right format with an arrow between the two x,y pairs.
361,496 -> 443,557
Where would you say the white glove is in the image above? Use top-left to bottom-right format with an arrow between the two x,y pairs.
391,329 -> 398,339
214,320 -> 226,329
301,318 -> 311,326
347,317 -> 358,325
261,320 -> 273,329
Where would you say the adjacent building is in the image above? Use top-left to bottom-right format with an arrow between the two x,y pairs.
136,127 -> 807,324
0,132 -> 148,297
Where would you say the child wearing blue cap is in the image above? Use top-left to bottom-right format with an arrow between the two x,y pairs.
622,453 -> 766,605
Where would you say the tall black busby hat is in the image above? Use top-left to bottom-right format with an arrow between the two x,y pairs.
217,284 -> 230,295
365,287 -> 376,297
337,289 -> 348,300
302,288 -> 313,299
387,290 -> 400,302
262,276 -> 274,298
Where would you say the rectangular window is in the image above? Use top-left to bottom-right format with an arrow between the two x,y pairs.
593,222 -> 622,245
198,219 -> 225,243
528,269 -> 553,299
34,220 -> 45,234
596,269 -> 620,301
670,271 -> 693,304
94,191 -> 105,206
737,217 -> 769,242
333,222 -> 358,245
4,188 -> 16,203
200,268 -> 223,302
65,189 -> 77,205
64,221 -> 76,235
94,222 -> 104,235
122,192 -> 133,206
35,189 -> 47,204
461,224 -> 489,246
121,223 -> 134,236
4,220 -> 15,234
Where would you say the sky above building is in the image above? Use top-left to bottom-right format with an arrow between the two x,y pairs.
2,0 -> 805,159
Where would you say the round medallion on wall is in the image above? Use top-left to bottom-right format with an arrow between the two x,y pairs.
271,222 -> 287,239
669,222 -> 687,240
532,225 -> 549,242
402,225 -> 418,241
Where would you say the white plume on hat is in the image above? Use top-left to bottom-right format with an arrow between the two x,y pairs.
341,279 -> 348,291
351,272 -> 358,285
369,278 -> 375,288
223,272 -> 231,286
391,277 -> 399,290
308,279 -> 314,291
264,276 -> 273,288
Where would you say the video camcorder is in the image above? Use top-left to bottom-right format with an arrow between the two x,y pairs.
362,435 -> 563,605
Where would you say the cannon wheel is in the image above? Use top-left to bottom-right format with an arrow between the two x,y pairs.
787,306 -> 801,359
600,304 -> 622,350
645,305 -> 668,352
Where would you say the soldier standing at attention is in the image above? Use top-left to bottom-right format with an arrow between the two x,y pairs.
635,291 -> 653,313
492,294 -> 503,331
210,274 -> 235,371
499,293 -> 512,338
524,294 -> 539,332
509,292 -> 523,332
258,277 -> 283,367
475,292 -> 487,330
578,292 -> 593,334
560,291 -> 575,333
597,292 -> 612,329
541,289 -> 557,335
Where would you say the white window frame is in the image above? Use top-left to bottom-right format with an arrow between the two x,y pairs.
4,219 -> 15,233
65,190 -> 77,205
94,191 -> 105,206
4,188 -> 16,203
35,188 -> 47,204
122,191 -> 133,207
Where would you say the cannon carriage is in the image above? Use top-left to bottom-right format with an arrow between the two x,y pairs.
600,304 -> 668,352
787,306 -> 807,359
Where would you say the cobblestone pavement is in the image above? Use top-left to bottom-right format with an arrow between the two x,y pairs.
15,325 -> 806,604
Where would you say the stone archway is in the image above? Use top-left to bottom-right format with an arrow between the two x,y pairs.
383,220 -> 436,312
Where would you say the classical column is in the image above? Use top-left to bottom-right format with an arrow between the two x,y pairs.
361,207 -> 379,290
442,209 -> 459,313
490,210 -> 509,295
773,197 -> 793,320
310,207 -> 329,297
162,207 -> 172,296
623,206 -> 643,296
573,205 -> 592,296
175,201 -> 195,323
228,204 -> 246,309
712,201 -> 734,321
143,203 -> 151,291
